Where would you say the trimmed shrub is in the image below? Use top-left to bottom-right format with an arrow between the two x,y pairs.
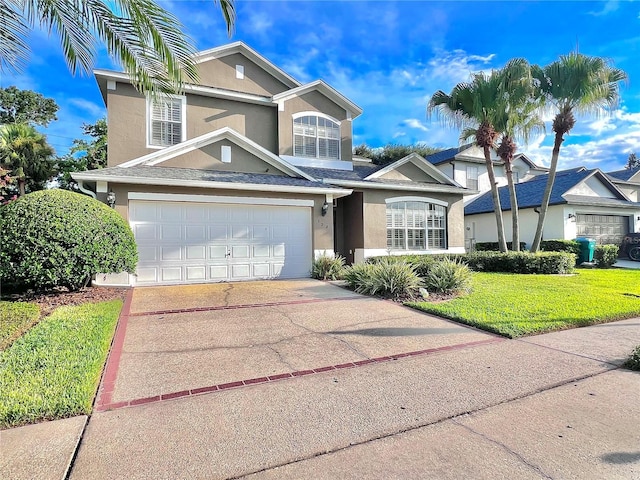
623,345 -> 640,371
311,253 -> 346,280
343,261 -> 423,299
0,190 -> 138,292
423,258 -> 473,294
0,302 -> 40,351
540,239 -> 581,256
464,251 -> 575,274
594,244 -> 619,268
475,242 -> 527,252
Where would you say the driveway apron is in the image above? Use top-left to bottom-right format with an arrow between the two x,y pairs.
98,280 -> 495,408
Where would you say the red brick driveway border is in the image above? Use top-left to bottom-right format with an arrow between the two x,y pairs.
94,289 -> 505,413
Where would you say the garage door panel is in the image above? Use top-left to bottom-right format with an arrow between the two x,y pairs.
130,200 -> 311,285
186,266 -> 206,281
209,245 -> 228,259
209,225 -> 228,240
186,245 -> 206,260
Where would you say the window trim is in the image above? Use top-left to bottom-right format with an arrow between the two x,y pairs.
466,165 -> 479,190
386,199 -> 448,251
292,112 -> 341,160
146,94 -> 187,149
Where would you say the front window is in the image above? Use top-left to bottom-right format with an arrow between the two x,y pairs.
386,201 -> 447,250
466,166 -> 479,190
148,96 -> 185,147
293,114 -> 340,160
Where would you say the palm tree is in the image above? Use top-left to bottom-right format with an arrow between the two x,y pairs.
0,124 -> 54,196
0,0 -> 235,94
529,53 -> 627,252
429,60 -> 532,252
494,61 -> 544,251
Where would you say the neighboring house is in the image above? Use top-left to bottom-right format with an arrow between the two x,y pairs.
424,144 -> 548,205
73,42 -> 472,286
464,167 -> 640,248
606,166 -> 640,202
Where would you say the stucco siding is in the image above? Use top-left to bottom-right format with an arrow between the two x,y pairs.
379,163 -> 438,183
196,53 -> 290,96
106,83 -> 277,167
278,91 -> 352,161
160,140 -> 286,175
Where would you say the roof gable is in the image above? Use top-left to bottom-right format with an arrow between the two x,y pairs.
118,127 -> 315,181
194,42 -> 300,90
272,80 -> 363,119
607,166 -> 640,183
365,153 -> 461,187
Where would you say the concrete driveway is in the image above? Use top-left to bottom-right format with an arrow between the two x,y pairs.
99,279 -> 495,408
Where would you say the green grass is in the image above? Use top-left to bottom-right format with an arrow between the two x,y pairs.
0,300 -> 122,429
0,302 -> 41,351
407,269 -> 640,338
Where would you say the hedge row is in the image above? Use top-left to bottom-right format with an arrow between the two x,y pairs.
368,251 -> 575,275
475,242 -> 528,252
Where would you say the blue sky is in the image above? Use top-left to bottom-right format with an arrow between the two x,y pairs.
1,0 -> 639,172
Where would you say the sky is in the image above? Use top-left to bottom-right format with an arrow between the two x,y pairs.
1,0 -> 639,172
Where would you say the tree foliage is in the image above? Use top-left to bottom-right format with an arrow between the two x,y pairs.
0,0 -> 235,95
626,152 -> 639,170
56,118 -> 107,190
0,123 -> 54,197
0,86 -> 59,126
353,143 -> 441,165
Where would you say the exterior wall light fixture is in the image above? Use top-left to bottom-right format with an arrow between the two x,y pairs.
568,213 -> 576,221
321,200 -> 329,216
106,190 -> 116,209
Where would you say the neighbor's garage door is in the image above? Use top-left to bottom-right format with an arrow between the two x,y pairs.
576,214 -> 629,245
129,200 -> 312,285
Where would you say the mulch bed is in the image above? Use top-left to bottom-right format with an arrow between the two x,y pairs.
2,287 -> 128,317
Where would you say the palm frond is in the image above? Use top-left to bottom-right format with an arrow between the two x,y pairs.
0,0 -> 31,73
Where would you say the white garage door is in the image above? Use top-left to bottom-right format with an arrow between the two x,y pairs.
129,200 -> 312,285
576,214 -> 630,245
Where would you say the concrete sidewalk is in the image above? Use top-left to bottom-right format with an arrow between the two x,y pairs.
67,318 -> 639,480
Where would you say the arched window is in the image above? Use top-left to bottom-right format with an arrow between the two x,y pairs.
293,114 -> 340,160
386,200 -> 447,250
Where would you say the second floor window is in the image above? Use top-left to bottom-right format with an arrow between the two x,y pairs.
293,114 -> 340,160
466,166 -> 479,190
148,96 -> 185,147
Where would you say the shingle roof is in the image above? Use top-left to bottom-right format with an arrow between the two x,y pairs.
606,166 -> 640,182
465,167 -> 621,215
297,165 -> 381,181
423,146 -> 467,166
77,165 -> 342,189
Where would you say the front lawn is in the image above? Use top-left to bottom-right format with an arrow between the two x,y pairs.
0,301 -> 40,351
408,269 -> 640,338
0,300 -> 122,429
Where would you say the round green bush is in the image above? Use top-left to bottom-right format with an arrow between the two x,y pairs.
0,190 -> 137,291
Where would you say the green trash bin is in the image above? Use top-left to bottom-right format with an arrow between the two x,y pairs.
575,237 -> 596,263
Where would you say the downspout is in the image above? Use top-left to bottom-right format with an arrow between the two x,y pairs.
77,180 -> 97,199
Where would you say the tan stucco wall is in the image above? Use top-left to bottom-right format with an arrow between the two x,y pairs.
197,53 -> 290,96
161,140 -> 286,175
278,91 -> 352,162
379,163 -> 438,183
109,183 -> 332,250
361,189 -> 465,249
106,83 -> 278,167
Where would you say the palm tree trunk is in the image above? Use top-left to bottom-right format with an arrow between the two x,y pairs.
18,178 -> 26,197
530,132 -> 564,252
484,146 -> 508,252
505,161 -> 519,251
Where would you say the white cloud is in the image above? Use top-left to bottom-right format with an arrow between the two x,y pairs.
402,118 -> 429,132
246,12 -> 273,34
589,0 -> 619,16
68,98 -> 104,118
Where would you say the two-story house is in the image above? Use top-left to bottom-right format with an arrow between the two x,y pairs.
73,42 -> 472,286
